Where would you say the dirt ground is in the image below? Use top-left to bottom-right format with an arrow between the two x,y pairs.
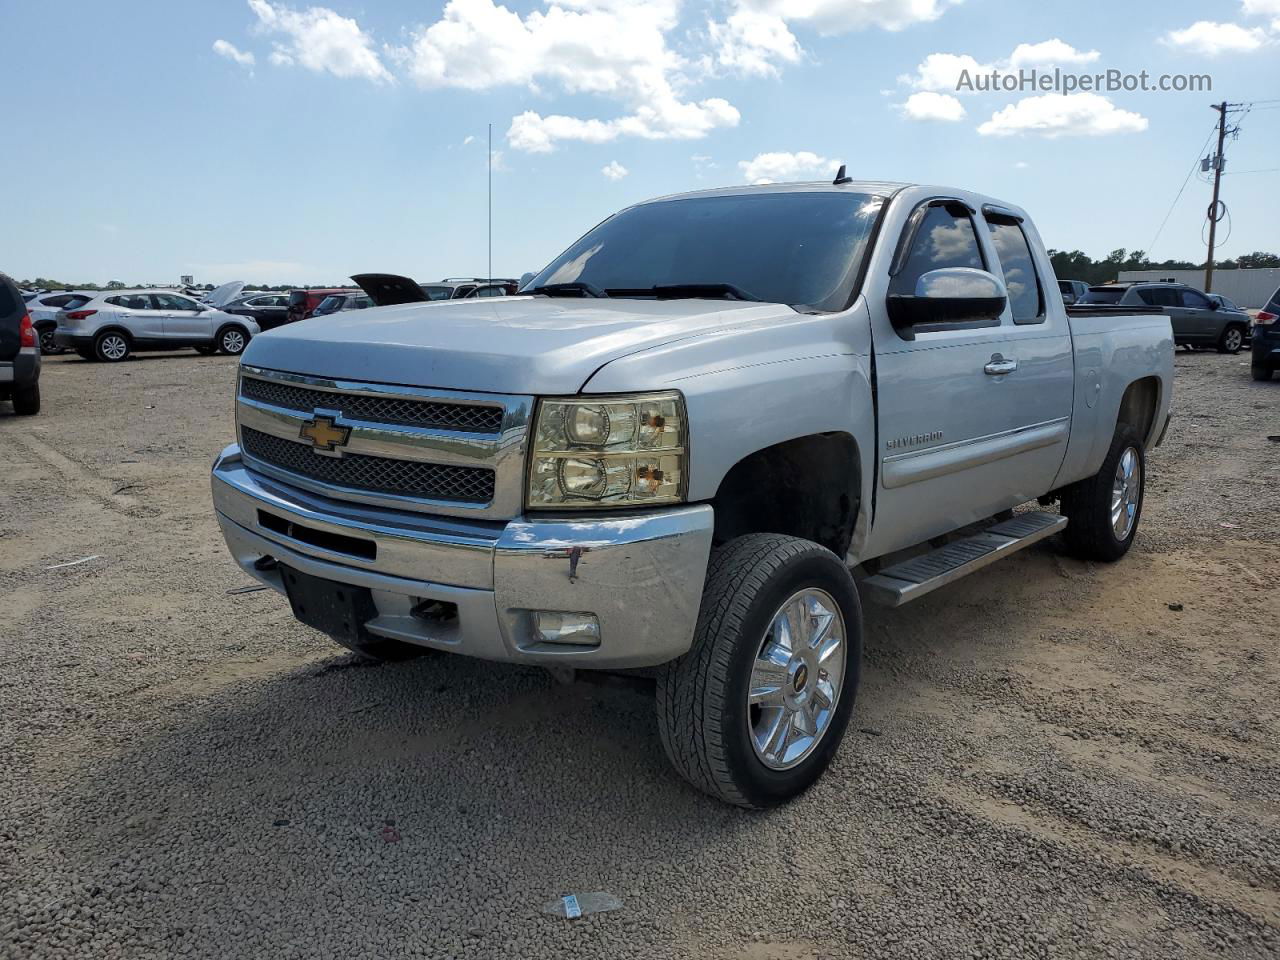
1,348 -> 1277,959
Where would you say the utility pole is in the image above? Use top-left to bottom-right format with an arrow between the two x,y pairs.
487,122 -> 493,285
1204,101 -> 1228,293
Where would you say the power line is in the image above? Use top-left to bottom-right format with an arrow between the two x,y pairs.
1146,120 -> 1219,258
1226,167 -> 1280,175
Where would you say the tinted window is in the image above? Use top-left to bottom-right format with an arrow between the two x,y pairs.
1144,287 -> 1180,307
313,296 -> 344,315
153,293 -> 199,310
473,285 -> 507,298
1080,288 -> 1124,304
42,293 -> 79,307
421,286 -> 454,301
1266,287 -> 1280,312
288,291 -> 307,308
531,191 -> 886,312
111,294 -> 151,309
64,295 -> 90,310
892,203 -> 985,299
1180,289 -> 1211,309
1216,296 -> 1239,311
985,219 -> 1042,323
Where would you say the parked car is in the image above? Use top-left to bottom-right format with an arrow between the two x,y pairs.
1250,285 -> 1280,381
0,272 -> 41,414
286,289 -> 360,325
53,289 -> 260,362
1057,279 -> 1089,305
212,178 -> 1173,807
353,274 -> 518,306
312,292 -> 374,316
224,292 -> 292,331
1080,281 -> 1248,353
26,290 -> 94,354
421,278 -> 518,300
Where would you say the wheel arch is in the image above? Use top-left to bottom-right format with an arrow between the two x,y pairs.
1116,375 -> 1161,449
710,432 -> 862,560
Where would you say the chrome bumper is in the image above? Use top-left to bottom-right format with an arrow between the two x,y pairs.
211,444 -> 714,668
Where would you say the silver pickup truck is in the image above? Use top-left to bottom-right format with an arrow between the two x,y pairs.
211,178 -> 1173,807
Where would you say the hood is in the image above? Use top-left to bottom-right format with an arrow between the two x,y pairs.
206,280 -> 246,308
242,295 -> 799,394
351,273 -> 429,306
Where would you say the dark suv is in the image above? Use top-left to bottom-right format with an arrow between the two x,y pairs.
0,272 -> 41,415
1080,281 -> 1249,353
1251,286 -> 1280,381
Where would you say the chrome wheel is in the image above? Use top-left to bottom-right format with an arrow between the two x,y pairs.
221,329 -> 246,354
747,588 -> 846,770
1110,446 -> 1141,540
100,334 -> 128,361
1223,328 -> 1243,352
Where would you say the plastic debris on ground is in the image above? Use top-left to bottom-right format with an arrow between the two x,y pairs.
541,892 -> 623,919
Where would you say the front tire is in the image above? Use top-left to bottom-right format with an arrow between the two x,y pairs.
1218,324 -> 1245,354
12,383 -> 40,415
38,326 -> 65,355
1060,424 -> 1145,562
94,330 -> 131,362
656,534 -> 862,808
216,325 -> 249,356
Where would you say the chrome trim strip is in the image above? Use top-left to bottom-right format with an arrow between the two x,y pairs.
236,365 -> 533,520
882,417 -> 1069,489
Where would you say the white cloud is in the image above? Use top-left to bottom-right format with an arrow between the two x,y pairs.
708,0 -> 957,77
708,10 -> 802,77
738,150 -> 837,184
899,91 -> 965,121
463,135 -> 475,145
1007,38 -> 1100,67
904,52 -> 991,91
396,0 -> 738,151
213,39 -> 255,67
602,160 -> 629,180
977,93 -> 1148,138
248,0 -> 392,83
1162,20 -> 1269,55
1014,160 -> 1029,169
1242,0 -> 1280,15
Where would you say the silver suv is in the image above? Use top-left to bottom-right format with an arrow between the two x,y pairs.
1080,281 -> 1248,353
54,290 -> 260,362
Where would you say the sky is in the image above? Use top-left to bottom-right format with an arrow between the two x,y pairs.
2,0 -> 1279,285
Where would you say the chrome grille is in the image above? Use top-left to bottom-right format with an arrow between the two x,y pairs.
241,376 -> 503,433
241,427 -> 495,504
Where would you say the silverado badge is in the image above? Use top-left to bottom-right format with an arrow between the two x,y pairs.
299,415 -> 351,452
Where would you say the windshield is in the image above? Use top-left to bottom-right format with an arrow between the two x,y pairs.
1081,288 -> 1125,304
313,296 -> 344,315
529,191 -> 885,312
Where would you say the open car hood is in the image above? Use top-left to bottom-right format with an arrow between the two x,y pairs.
206,280 -> 246,308
351,273 -> 429,307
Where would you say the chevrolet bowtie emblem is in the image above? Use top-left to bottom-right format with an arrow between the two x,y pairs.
299,415 -> 351,451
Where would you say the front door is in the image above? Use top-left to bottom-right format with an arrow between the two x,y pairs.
865,200 -> 1074,557
1178,287 -> 1219,341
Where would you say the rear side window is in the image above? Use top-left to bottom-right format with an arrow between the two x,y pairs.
1137,287 -> 1178,307
108,294 -> 151,309
985,218 -> 1043,323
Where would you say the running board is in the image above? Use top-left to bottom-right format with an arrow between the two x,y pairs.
860,512 -> 1067,607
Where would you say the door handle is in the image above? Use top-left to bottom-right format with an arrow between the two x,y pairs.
984,355 -> 1018,375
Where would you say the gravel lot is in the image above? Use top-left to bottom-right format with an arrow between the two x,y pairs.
2,348 -> 1277,959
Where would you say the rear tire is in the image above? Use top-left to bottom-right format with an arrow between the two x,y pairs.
656,534 -> 862,808
1218,324 -> 1245,354
216,325 -> 249,356
12,383 -> 40,416
1060,424 -> 1145,562
38,326 -> 65,355
1252,366 -> 1273,382
94,330 -> 131,362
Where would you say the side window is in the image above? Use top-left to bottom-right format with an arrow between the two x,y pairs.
984,218 -> 1043,324
1137,289 -> 1157,306
105,296 -> 123,307
1180,289 -> 1211,309
892,203 -> 984,292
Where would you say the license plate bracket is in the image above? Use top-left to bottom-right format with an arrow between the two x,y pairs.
280,566 -> 377,643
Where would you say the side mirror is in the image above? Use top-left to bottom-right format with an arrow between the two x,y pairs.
887,267 -> 1008,336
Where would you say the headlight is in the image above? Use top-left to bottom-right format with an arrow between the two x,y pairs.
527,392 -> 687,509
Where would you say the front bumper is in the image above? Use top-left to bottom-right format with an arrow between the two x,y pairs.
211,444 -> 715,668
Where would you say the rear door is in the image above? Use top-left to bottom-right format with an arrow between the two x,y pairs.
113,293 -> 166,342
868,200 -> 1074,554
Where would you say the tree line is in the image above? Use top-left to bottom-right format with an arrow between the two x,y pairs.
1048,250 -> 1280,286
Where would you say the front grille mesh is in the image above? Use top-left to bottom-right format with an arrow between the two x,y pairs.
241,427 -> 495,504
240,376 -> 503,434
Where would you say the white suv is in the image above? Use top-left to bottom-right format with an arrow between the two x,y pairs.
54,290 -> 260,362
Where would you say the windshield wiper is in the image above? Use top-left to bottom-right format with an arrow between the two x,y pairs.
605,283 -> 762,302
528,282 -> 609,298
